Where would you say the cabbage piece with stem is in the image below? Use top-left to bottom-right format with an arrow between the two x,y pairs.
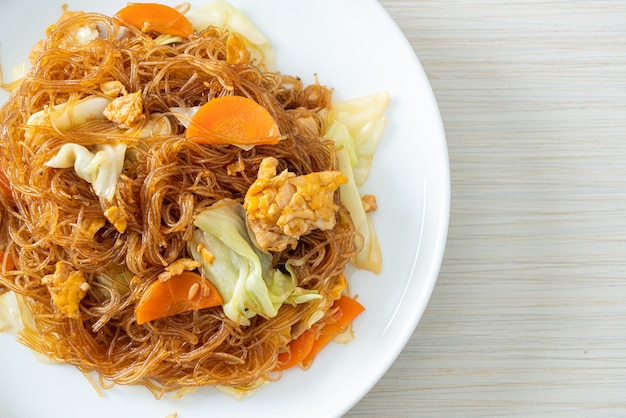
188,200 -> 318,326
323,91 -> 389,273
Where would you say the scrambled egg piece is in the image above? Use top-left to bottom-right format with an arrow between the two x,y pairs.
243,157 -> 347,252
227,159 -> 245,176
104,206 -> 128,233
362,194 -> 378,213
103,91 -> 144,129
78,217 -> 105,239
196,242 -> 215,265
42,261 -> 91,319
157,258 -> 201,282
226,33 -> 251,66
101,80 -> 128,98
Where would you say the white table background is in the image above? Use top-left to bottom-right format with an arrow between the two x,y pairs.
348,1 -> 626,416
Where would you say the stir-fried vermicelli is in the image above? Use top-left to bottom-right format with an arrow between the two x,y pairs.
0,3 -> 384,396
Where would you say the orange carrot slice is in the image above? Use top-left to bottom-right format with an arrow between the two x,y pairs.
275,329 -> 315,372
135,271 -> 223,325
115,3 -> 194,38
185,95 -> 281,147
302,296 -> 365,367
274,295 -> 365,371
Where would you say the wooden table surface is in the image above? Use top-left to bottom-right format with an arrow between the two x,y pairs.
348,1 -> 626,416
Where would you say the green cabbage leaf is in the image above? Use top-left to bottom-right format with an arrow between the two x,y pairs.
323,91 -> 389,273
189,200 -> 305,326
44,142 -> 127,202
186,0 -> 276,71
326,91 -> 389,186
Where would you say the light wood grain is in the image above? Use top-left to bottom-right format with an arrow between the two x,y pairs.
348,1 -> 626,416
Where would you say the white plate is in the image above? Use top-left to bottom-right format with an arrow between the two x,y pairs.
0,1 -> 449,417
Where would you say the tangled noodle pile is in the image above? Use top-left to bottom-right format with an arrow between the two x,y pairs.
0,7 -> 359,395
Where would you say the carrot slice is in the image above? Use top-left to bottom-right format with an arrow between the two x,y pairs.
135,271 -> 223,325
185,95 -> 281,147
302,296 -> 365,366
275,329 -> 315,372
274,295 -> 365,371
115,3 -> 194,38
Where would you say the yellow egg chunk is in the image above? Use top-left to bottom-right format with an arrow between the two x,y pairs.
42,261 -> 91,319
244,157 -> 347,252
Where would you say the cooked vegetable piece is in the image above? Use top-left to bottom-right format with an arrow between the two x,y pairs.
115,3 -> 194,38
336,147 -> 382,273
189,201 -> 297,326
0,291 -> 23,335
44,143 -> 127,202
326,91 -> 389,186
186,0 -> 276,71
275,295 -> 365,370
135,271 -> 223,325
26,96 -> 112,134
185,95 -> 280,148
274,328 -> 315,371
0,291 -> 36,337
323,91 -> 389,274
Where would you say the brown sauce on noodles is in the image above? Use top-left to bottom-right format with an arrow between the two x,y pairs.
0,11 -> 355,395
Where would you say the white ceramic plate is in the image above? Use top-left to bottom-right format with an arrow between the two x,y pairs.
0,1 -> 449,417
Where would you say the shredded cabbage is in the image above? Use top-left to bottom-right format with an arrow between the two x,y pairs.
10,61 -> 29,84
169,106 -> 200,128
154,34 -> 185,46
323,91 -> 389,273
26,96 -> 112,134
336,147 -> 382,273
65,21 -> 99,46
327,91 -> 389,186
186,0 -> 276,71
0,291 -> 54,363
45,143 -> 127,201
189,200 -> 297,326
3,14 -> 98,93
0,291 -> 26,336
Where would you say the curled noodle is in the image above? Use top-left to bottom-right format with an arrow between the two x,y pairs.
0,12 -> 355,394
